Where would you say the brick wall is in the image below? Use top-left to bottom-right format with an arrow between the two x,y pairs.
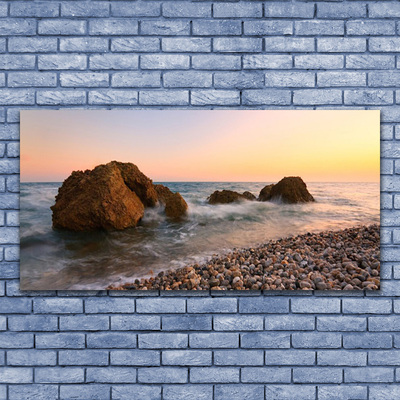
0,1 -> 399,399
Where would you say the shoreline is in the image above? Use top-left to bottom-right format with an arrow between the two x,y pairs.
107,224 -> 380,291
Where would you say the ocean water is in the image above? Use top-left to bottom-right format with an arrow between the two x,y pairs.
20,182 -> 380,290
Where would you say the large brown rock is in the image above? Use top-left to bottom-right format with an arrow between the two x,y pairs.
258,177 -> 315,204
51,163 -> 145,231
207,190 -> 256,205
154,184 -> 188,220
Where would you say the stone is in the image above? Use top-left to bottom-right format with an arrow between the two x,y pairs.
242,191 -> 256,201
154,184 -> 188,220
207,189 -> 255,204
258,184 -> 274,201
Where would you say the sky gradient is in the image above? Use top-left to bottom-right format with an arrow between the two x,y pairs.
21,110 -> 380,183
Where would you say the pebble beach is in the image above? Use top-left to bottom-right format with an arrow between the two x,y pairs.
108,224 -> 380,291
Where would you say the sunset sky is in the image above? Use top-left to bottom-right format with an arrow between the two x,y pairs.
21,110 -> 380,183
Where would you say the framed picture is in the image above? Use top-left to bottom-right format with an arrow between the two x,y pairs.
20,110 -> 380,291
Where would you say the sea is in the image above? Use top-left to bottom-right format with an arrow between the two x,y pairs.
20,182 -> 380,290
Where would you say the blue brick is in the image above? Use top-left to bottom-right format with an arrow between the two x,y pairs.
239,297 -> 289,313
0,227 -> 19,243
318,350 -> 366,366
215,385 -> 264,400
266,37 -> 314,52
345,367 -> 393,383
244,21 -> 292,36
346,55 -> 395,70
9,385 -> 58,400
60,385 -> 110,400
141,55 -> 189,70
318,38 -> 366,53
60,315 -> 109,331
370,38 -> 400,53
138,367 -> 187,383
369,350 -> 400,366
111,37 -> 160,52
242,367 -> 291,383
190,367 -> 239,383
0,193 -> 18,208
265,350 -> 315,365
112,385 -> 161,400
369,3 -> 400,18
214,38 -> 262,53
293,332 -> 341,348
265,315 -> 315,331
112,71 -> 159,88
8,72 -> 56,88
345,89 -> 393,105
343,333 -> 392,349
38,54 -> 87,70
60,72 -> 109,88
59,350 -> 109,366
112,2 -> 160,17
0,333 -> 33,348
37,90 -> 86,105
6,175 -> 20,190
89,19 -> 138,35
162,315 -> 211,331
10,2 -> 59,17
295,89 -> 343,106
318,3 -> 366,19
0,297 -> 31,314
60,38 -> 109,53
162,38 -> 210,53
0,3 -> 6,17
317,316 -> 366,332
292,298 -> 341,313
214,350 -> 263,366
86,367 -> 136,383
318,72 -> 366,87
8,315 -> 57,331
192,55 -> 241,70
139,333 -> 188,349
141,21 -> 189,36
140,90 -> 188,106
296,20 -> 344,36
264,2 -> 314,18
162,350 -> 211,366
187,298 -> 237,313
163,2 -> 210,18
34,298 -> 83,314
0,262 -> 19,278
370,71 -> 400,87
189,332 -> 239,348
85,298 -> 135,313
110,350 -> 159,366
294,367 -> 342,383
369,316 -> 400,331
0,55 -> 35,70
214,3 -> 262,18
38,19 -> 86,35
89,90 -> 138,105
163,71 -> 211,88
87,332 -> 136,349
241,332 -> 290,349
370,386 -> 400,400
9,37 -> 57,53
214,315 -> 263,331
7,349 -> 56,366
35,367 -> 84,383
0,19 -> 36,36
0,316 -> 5,330
62,2 -> 110,17
35,333 -> 85,349
296,55 -> 344,69
0,367 -> 32,383
111,315 -> 160,330
243,55 -> 292,70
266,385 -> 316,400
318,385 -> 367,400
347,20 -> 395,36
163,385 -> 212,400
342,299 -> 392,314
193,20 -> 241,36
90,54 -> 138,70
191,90 -> 239,106
242,89 -> 291,105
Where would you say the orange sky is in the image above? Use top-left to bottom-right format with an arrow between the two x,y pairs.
21,110 -> 380,183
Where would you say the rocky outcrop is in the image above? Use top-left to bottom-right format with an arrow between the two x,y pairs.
51,163 -> 145,231
51,161 -> 188,231
208,190 -> 256,205
258,177 -> 315,204
257,184 -> 274,202
154,184 -> 188,220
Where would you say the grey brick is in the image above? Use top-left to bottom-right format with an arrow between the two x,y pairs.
86,367 -> 136,383
244,21 -> 292,36
317,316 -> 366,331
293,367 -> 342,383
214,350 -> 264,366
191,90 -> 239,106
264,2 -> 314,18
141,21 -> 189,36
265,71 -> 314,88
292,332 -> 341,349
265,385 -> 316,400
34,298 -> 83,313
215,385 -> 264,400
241,332 -> 290,349
38,54 -> 87,70
318,385 -> 367,400
187,298 -> 237,313
162,315 -> 211,331
0,333 -> 33,348
110,350 -> 159,366
317,3 -> 366,19
9,385 -> 58,399
163,385 -> 212,400
163,71 -> 211,88
242,89 -> 291,106
139,333 -> 188,349
60,38 -> 108,53
296,20 -> 344,36
9,37 -> 57,53
292,298 -> 341,313
0,55 -> 35,70
162,38 -> 211,53
141,55 -> 189,70
192,55 -> 241,70
318,38 -> 366,53
8,72 -> 57,88
60,315 -> 109,331
8,315 -> 57,331
140,90 -> 188,105
0,297 -> 31,314
189,332 -> 239,348
0,367 -> 32,383
345,89 -> 393,105
193,20 -> 241,36
240,297 -> 289,313
369,316 -> 400,331
345,367 -> 394,383
112,385 -> 161,400
112,2 -> 159,17
85,298 -> 135,313
342,299 -> 392,314
7,349 -> 56,366
36,333 -> 85,349
0,19 -> 36,36
242,367 -> 291,383
369,350 -> 400,366
37,90 -> 86,105
35,367 -> 84,383
60,385 -> 110,400
214,38 -> 262,53
111,38 -> 160,53
90,54 -> 138,70
265,350 -> 315,366
111,315 -> 160,330
163,2 -> 210,18
370,38 -> 400,53
87,332 -> 136,349
190,367 -> 239,383
11,2 -> 59,17
346,55 -> 395,70
213,3 -> 262,18
318,350 -> 366,366
265,37 -> 314,52
89,19 -> 138,35
214,315 -> 263,331
370,3 -> 400,18
112,71 -> 160,88
62,2 -> 110,17
59,350 -> 109,366
265,315 -> 315,331
89,90 -> 138,105
318,72 -> 366,87
347,20 -> 395,36
296,55 -> 344,69
162,350 -> 211,366
343,333 -> 392,349
60,72 -> 109,88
